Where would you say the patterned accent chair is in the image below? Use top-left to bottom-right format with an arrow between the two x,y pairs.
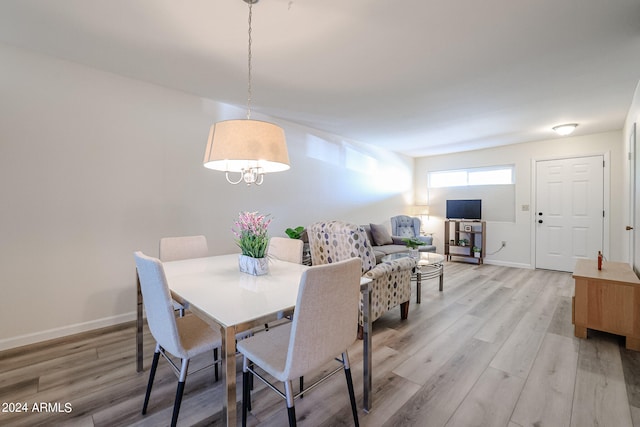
308,221 -> 417,331
390,215 -> 436,252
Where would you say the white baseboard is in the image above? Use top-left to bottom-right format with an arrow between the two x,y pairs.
0,312 -> 137,352
483,259 -> 533,269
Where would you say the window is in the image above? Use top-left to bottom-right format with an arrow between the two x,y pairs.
429,165 -> 514,188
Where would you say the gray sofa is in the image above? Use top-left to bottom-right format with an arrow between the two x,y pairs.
362,223 -> 435,263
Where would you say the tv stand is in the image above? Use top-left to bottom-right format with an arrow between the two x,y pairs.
444,220 -> 486,264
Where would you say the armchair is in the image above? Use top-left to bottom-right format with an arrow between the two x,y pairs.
308,220 -> 417,329
390,215 -> 436,252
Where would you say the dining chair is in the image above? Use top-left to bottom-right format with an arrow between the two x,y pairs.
267,236 -> 303,320
134,251 -> 221,427
263,237 -> 303,321
237,257 -> 362,427
268,236 -> 304,264
159,235 -> 209,316
265,235 -> 305,390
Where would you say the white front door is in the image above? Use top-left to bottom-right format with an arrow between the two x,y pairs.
535,156 -> 604,272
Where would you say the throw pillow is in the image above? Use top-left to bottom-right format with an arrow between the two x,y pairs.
369,223 -> 393,246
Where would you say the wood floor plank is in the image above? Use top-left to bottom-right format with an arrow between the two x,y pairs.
0,377 -> 39,403
0,348 -> 98,391
510,332 -> 579,427
393,314 -> 484,386
380,302 -> 471,357
473,296 -> 528,346
478,265 -> 518,286
63,415 -> 96,426
527,273 -> 561,317
0,323 -> 131,370
631,405 -> 640,427
571,332 -> 633,427
508,271 -> 545,307
547,296 -> 575,338
444,366 -> 524,427
383,338 -> 499,427
552,270 -> 575,298
425,269 -> 488,306
38,347 -> 143,392
95,367 -> 221,427
455,278 -> 502,308
489,310 -> 552,379
358,374 -> 421,427
466,285 -> 514,319
620,346 -> 640,408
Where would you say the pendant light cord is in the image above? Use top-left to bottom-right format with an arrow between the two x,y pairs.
246,2 -> 253,120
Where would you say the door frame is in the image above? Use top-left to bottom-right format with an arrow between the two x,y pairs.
629,122 -> 636,269
631,123 -> 640,274
531,152 -> 610,270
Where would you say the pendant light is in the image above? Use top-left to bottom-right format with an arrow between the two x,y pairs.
203,0 -> 289,185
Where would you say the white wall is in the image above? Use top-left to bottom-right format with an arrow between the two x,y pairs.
415,131 -> 624,268
0,44 -> 413,350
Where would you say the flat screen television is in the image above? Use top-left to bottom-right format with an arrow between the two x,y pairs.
446,199 -> 482,220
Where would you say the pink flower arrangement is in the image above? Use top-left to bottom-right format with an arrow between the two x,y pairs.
232,211 -> 272,258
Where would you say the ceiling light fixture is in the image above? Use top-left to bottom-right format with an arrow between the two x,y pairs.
552,123 -> 578,136
203,0 -> 289,186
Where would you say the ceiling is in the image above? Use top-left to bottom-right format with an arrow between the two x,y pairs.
1,0 -> 639,157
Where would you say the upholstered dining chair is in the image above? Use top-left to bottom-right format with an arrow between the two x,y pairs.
268,236 -> 304,264
390,215 -> 435,252
159,235 -> 209,316
264,236 -> 303,324
308,220 -> 416,334
159,235 -> 209,261
134,251 -> 221,427
265,235 -> 306,390
237,258 -> 362,427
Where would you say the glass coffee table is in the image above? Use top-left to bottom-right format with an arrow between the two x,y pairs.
381,252 -> 445,303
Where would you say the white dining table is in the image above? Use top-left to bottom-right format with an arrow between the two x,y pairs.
143,253 -> 374,426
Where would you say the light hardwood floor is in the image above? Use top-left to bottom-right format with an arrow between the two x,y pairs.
2,262 -> 640,426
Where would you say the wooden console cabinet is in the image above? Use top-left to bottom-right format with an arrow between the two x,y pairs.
572,259 -> 640,351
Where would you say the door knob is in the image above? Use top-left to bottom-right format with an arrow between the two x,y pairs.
538,220 -> 543,224
538,212 -> 543,216
626,225 -> 634,231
